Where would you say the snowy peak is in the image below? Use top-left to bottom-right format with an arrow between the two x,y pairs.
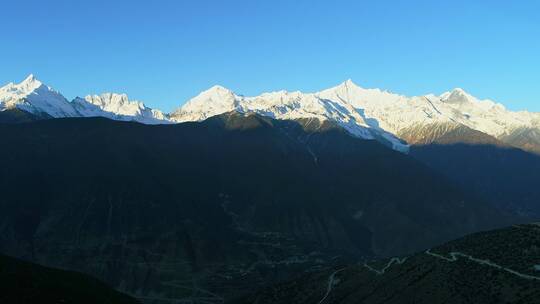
171,85 -> 238,122
319,79 -> 405,109
335,78 -> 358,90
343,78 -> 355,86
3,74 -> 540,154
0,74 -> 78,117
194,85 -> 237,103
324,79 -> 362,96
0,74 -> 43,102
171,80 -> 409,152
440,88 -> 476,104
204,85 -> 235,95
171,79 -> 540,153
18,74 -> 43,91
323,79 -> 368,100
0,75 -> 167,123
73,93 -> 168,124
83,93 -> 145,111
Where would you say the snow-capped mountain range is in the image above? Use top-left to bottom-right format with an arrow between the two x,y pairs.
73,93 -> 167,124
0,75 -> 168,124
0,74 -> 79,118
2,74 -> 540,153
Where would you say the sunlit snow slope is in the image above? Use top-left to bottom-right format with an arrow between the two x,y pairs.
2,75 -> 540,153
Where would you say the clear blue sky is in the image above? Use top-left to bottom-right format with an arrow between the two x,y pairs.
1,0 -> 539,112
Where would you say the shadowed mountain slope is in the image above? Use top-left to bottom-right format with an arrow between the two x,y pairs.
240,223 -> 540,304
0,108 -> 47,123
0,253 -> 139,304
399,122 -> 506,146
0,113 -> 508,301
410,143 -> 540,218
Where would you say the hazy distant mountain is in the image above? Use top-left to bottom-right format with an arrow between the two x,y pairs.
0,113 -> 506,301
241,223 -> 540,304
3,75 -> 540,153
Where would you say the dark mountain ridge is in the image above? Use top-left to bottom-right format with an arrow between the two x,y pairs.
0,113 -> 507,301
410,143 -> 540,218
393,120 -> 540,219
0,253 -> 139,304
241,223 -> 540,304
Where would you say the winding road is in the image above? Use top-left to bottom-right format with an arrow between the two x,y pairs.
425,249 -> 540,281
318,268 -> 346,304
363,257 -> 408,275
